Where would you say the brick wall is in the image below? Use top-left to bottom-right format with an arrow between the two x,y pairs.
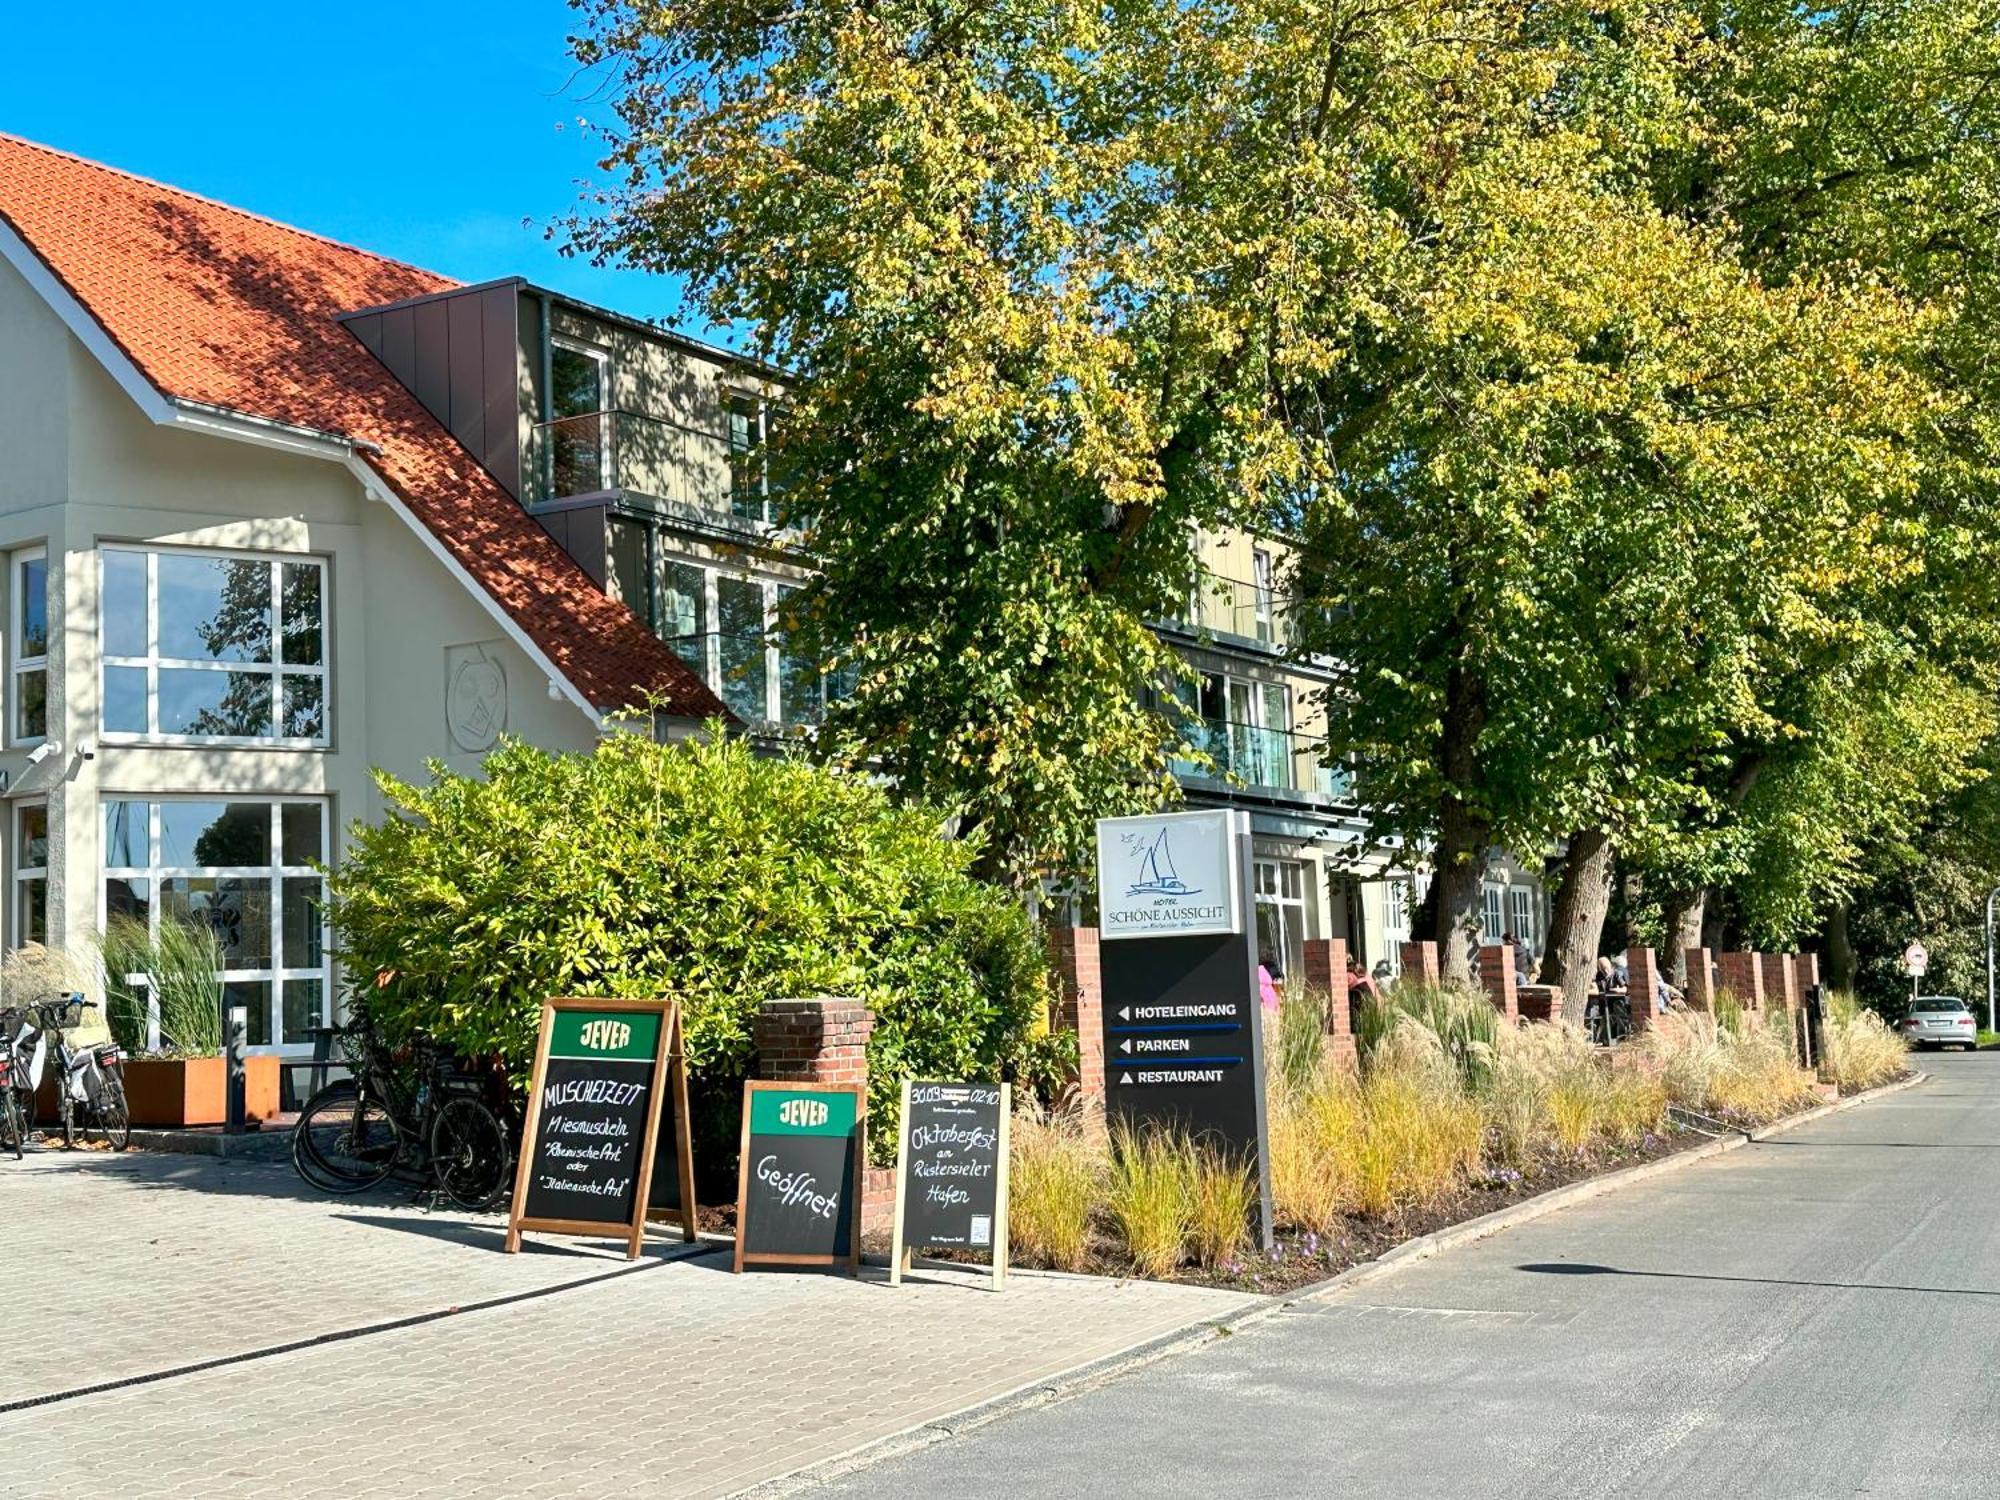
1626,948 -> 1662,1034
1047,926 -> 1106,1114
1304,937 -> 1359,1071
1476,944 -> 1519,1022
1516,985 -> 1562,1023
752,997 -> 890,1236
1760,953 -> 1799,1015
1399,940 -> 1440,987
754,997 -> 874,1085
1682,948 -> 1715,1012
1792,951 -> 1820,999
1717,951 -> 1765,1011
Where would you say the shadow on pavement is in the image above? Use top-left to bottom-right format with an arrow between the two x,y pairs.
1518,1261 -> 2000,1299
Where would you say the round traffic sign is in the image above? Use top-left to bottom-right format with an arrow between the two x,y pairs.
1904,940 -> 1929,977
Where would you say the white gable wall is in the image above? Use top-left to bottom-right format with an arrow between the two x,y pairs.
0,253 -> 597,1048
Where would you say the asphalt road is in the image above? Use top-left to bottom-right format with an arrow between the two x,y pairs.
814,1055 -> 2000,1498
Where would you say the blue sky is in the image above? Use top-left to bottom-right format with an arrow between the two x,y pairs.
3,0 -> 706,331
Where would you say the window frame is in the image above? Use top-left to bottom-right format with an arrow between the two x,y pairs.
98,544 -> 330,749
651,553 -> 827,729
13,800 -> 48,951
1508,886 -> 1536,952
549,338 -> 612,493
12,547 -> 48,746
98,795 -> 332,1053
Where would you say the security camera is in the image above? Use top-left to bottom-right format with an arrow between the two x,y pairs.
24,740 -> 59,767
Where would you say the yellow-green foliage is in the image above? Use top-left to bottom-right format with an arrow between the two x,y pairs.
1008,1101 -> 1104,1272
1348,1025 -> 1484,1217
1188,1145 -> 1257,1270
1820,995 -> 1908,1091
1482,1021 -> 1664,1159
1107,1123 -> 1196,1278
1268,1067 -> 1362,1234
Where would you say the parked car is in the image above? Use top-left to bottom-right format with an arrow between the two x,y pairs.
1901,996 -> 1979,1051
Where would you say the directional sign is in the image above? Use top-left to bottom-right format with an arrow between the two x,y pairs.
1096,809 -> 1272,1248
1904,941 -> 1929,977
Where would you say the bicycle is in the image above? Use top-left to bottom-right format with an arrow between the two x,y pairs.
0,1045 -> 22,1159
21,996 -> 130,1151
292,1017 -> 516,1210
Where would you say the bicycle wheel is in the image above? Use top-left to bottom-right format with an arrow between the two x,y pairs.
294,1084 -> 400,1193
429,1096 -> 512,1210
94,1075 -> 131,1152
58,1088 -> 75,1150
1,1089 -> 20,1160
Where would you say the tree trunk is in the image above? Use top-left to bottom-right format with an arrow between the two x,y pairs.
1659,889 -> 1706,987
1429,659 -> 1489,989
1616,863 -> 1645,950
1826,901 -> 1855,992
1538,829 -> 1615,1022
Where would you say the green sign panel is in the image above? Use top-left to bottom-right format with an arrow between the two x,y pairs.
548,1009 -> 661,1063
749,1086 -> 859,1139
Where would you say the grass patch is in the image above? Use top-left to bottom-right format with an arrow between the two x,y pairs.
1008,1100 -> 1103,1272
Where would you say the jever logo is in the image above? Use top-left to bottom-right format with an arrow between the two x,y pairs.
779,1098 -> 829,1129
579,1019 -> 632,1052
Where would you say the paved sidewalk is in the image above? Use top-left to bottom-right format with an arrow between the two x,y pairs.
2,1149 -> 1254,1498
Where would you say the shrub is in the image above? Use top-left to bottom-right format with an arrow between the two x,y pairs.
1009,1100 -> 1103,1271
1107,1122 -> 1196,1277
1820,995 -> 1908,1091
1188,1144 -> 1257,1270
1351,1024 -> 1484,1216
327,732 -> 1051,1163
97,916 -> 224,1057
1713,989 -> 1745,1036
1642,1006 -> 1814,1123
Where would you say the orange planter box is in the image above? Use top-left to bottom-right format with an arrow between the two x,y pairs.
123,1055 -> 282,1127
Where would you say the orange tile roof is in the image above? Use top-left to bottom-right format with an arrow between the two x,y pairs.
0,132 -> 726,719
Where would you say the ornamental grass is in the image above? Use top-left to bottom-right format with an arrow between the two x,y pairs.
1007,1099 -> 1103,1272
1820,993 -> 1909,1091
1107,1122 -> 1196,1278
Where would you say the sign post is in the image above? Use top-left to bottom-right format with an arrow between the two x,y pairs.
1095,809 -> 1273,1249
504,997 -> 697,1260
734,1081 -> 865,1274
1904,940 -> 1929,1008
890,1079 -> 1009,1289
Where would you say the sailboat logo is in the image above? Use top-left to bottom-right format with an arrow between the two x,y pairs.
1126,828 -> 1202,899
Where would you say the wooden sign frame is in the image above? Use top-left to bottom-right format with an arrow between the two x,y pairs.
733,1079 -> 866,1275
890,1079 -> 1011,1290
504,996 -> 698,1260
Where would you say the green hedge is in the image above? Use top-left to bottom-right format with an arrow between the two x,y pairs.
327,732 -> 1051,1166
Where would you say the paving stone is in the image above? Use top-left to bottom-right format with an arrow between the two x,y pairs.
0,1149 -> 1254,1497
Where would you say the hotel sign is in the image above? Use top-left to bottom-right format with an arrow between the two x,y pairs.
1095,811 -> 1243,941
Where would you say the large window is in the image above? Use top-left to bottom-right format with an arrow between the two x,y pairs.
1254,857 -> 1308,983
14,801 -> 46,949
100,547 -> 327,745
549,341 -> 609,498
656,558 -> 830,728
1508,885 -> 1538,954
13,549 -> 47,743
1482,883 -> 1506,944
1169,671 -> 1295,791
102,798 -> 329,1049
725,391 -> 788,525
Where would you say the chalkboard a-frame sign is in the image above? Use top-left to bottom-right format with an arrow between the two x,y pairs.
504,997 -> 698,1260
733,1081 -> 866,1275
890,1080 -> 1010,1290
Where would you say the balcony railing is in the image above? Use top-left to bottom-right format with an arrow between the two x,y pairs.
1160,569 -> 1290,649
1170,719 -> 1354,800
528,408 -> 791,526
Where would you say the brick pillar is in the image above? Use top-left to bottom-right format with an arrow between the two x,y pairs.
1047,926 -> 1105,1115
754,997 -> 890,1237
1399,940 -> 1440,987
1792,951 -> 1820,998
1304,937 -> 1359,1072
1717,951 -> 1765,1011
1626,947 -> 1662,1034
1476,944 -> 1519,1022
755,997 -> 875,1086
1682,948 -> 1714,1012
1761,953 -> 1798,1015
